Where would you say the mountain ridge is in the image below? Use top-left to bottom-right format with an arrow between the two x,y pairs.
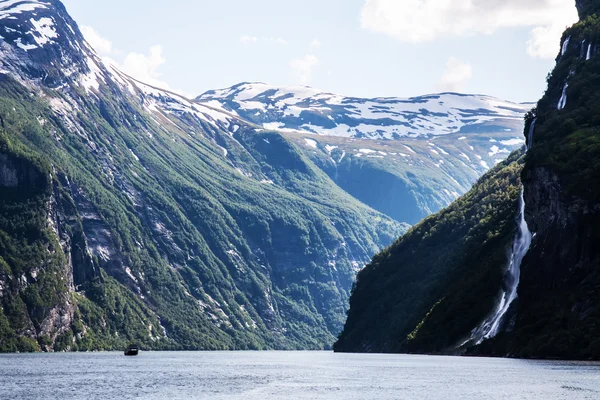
197,82 -> 531,224
197,82 -> 532,140
0,0 -> 406,351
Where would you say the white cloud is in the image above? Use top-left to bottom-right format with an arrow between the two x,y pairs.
310,39 -> 322,50
290,54 -> 320,84
77,25 -> 189,95
360,0 -> 579,59
240,35 -> 287,45
438,57 -> 473,92
240,35 -> 258,44
527,24 -> 567,59
81,25 -> 113,55
121,45 -> 170,89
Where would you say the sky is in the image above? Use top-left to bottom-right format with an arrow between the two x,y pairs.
61,0 -> 579,102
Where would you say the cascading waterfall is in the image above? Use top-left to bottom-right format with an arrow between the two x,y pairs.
558,82 -> 569,110
462,189 -> 533,346
587,43 -> 593,60
527,118 -> 537,150
463,33 -> 578,350
562,36 -> 571,56
581,40 -> 587,58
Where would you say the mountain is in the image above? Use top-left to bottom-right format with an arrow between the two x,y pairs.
334,151 -> 524,353
0,0 -> 406,351
336,0 -> 600,360
198,84 -> 532,224
198,83 -> 530,141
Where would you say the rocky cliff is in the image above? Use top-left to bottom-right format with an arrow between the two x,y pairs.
336,0 -> 600,359
478,0 -> 600,358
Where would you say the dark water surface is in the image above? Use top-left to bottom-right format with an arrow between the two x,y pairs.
1,351 -> 599,399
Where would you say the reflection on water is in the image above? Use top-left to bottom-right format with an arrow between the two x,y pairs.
1,351 -> 599,399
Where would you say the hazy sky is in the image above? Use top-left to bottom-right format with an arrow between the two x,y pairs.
61,0 -> 579,102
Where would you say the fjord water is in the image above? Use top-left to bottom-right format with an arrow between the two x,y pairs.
1,352 -> 599,399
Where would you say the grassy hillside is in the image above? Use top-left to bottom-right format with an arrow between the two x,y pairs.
334,151 -> 524,353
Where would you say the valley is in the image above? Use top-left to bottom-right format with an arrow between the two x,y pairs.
3,0 -> 596,361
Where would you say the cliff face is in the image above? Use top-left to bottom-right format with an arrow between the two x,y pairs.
576,0 -> 600,19
484,0 -> 600,358
336,0 -> 600,359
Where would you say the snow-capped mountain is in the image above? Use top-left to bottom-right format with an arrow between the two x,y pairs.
197,83 -> 532,223
198,82 -> 532,140
0,0 -> 406,351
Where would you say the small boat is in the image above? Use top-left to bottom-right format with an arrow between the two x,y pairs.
124,344 -> 139,356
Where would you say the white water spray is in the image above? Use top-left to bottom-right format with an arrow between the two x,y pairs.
463,189 -> 533,346
587,43 -> 593,60
558,83 -> 569,110
562,36 -> 571,56
527,118 -> 537,150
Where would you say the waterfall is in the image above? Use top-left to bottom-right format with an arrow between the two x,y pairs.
462,189 -> 533,346
587,43 -> 593,60
527,118 -> 537,150
562,36 -> 571,56
581,40 -> 586,58
558,83 -> 569,110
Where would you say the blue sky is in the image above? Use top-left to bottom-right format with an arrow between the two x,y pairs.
61,0 -> 578,102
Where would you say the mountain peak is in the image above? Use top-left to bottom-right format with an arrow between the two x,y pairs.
0,0 -> 103,90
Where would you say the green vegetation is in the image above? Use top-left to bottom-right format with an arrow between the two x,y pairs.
334,151 -> 524,353
284,129 -> 524,225
336,1 -> 600,360
526,15 -> 600,201
0,58 -> 404,351
473,3 -> 600,360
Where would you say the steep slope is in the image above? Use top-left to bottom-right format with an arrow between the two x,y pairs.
337,0 -> 600,360
0,0 -> 405,351
199,84 -> 531,224
334,152 -> 524,353
478,1 -> 600,359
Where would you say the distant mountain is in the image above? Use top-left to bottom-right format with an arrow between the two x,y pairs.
0,0 -> 405,351
198,83 -> 531,140
198,83 -> 532,224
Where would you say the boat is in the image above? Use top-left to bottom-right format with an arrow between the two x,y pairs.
124,344 -> 139,356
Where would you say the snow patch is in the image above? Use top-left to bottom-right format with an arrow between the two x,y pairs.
489,146 -> 510,156
500,138 -> 525,146
263,122 -> 284,130
128,149 -> 139,161
29,16 -> 58,46
304,138 -> 318,148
